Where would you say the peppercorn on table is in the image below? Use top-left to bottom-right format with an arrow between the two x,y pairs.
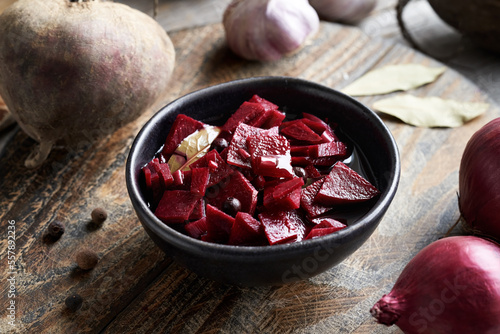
1,1 -> 500,333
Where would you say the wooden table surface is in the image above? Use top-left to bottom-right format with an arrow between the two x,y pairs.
1,1 -> 499,334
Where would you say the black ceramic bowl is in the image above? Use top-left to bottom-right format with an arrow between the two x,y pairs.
126,76 -> 400,286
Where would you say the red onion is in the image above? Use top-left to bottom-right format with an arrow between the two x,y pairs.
371,236 -> 500,333
459,118 -> 500,240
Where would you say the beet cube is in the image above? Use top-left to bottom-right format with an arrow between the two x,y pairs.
264,187 -> 301,211
205,204 -> 235,243
305,226 -> 344,239
261,109 -> 286,129
304,164 -> 322,178
161,114 -> 205,158
292,156 -> 342,167
190,149 -> 234,187
310,217 -> 347,229
227,123 -> 279,169
185,217 -> 208,239
222,101 -> 267,133
280,120 -> 323,144
316,161 -> 380,205
263,177 -> 304,208
205,171 -> 258,215
249,94 -> 279,111
150,159 -> 174,189
228,212 -> 265,246
300,178 -> 333,218
189,198 -> 205,220
247,134 -> 293,178
259,210 -> 306,245
190,167 -> 209,196
155,190 -> 200,223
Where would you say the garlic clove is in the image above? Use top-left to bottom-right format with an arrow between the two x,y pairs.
223,0 -> 320,61
309,0 -> 377,24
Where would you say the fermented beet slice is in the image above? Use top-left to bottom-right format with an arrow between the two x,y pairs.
259,210 -> 307,245
247,134 -> 293,178
205,171 -> 258,215
300,178 -> 333,218
185,216 -> 208,239
205,204 -> 235,243
161,114 -> 205,158
190,167 -> 209,196
150,158 -> 174,189
263,177 -> 304,209
316,161 -> 380,205
154,190 -> 200,223
249,94 -> 279,111
189,149 -> 234,187
261,109 -> 286,129
292,156 -> 342,167
222,101 -> 267,133
290,141 -> 347,159
280,120 -> 323,144
228,212 -> 266,246
189,198 -> 205,221
227,123 -> 279,169
310,217 -> 347,229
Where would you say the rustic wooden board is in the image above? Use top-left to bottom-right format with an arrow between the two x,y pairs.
0,22 -> 497,334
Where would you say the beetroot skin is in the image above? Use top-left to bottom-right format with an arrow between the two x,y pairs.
0,0 -> 175,168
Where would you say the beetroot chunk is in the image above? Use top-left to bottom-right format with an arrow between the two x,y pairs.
300,178 -> 333,218
155,190 -> 200,223
228,212 -> 265,245
205,171 -> 258,215
185,216 -> 208,239
222,101 -> 267,133
205,204 -> 235,243
259,210 -> 306,245
161,114 -> 205,158
280,120 -> 323,144
316,161 -> 380,205
190,167 -> 209,196
263,177 -> 304,210
247,134 -> 293,178
227,123 -> 279,169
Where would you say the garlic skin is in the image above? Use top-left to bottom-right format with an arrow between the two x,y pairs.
309,0 -> 377,24
223,0 -> 320,61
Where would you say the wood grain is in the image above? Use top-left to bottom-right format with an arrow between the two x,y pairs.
0,21 -> 497,334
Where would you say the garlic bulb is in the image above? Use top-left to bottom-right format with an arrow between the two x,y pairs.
309,0 -> 377,24
223,0 -> 320,61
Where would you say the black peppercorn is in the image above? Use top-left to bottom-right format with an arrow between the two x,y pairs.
211,137 -> 229,153
91,207 -> 107,225
222,197 -> 241,217
65,293 -> 83,312
76,249 -> 99,270
47,221 -> 65,239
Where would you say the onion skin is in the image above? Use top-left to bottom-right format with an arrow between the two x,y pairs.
371,236 -> 500,334
459,118 -> 500,240
309,0 -> 377,24
428,0 -> 500,54
0,0 -> 175,168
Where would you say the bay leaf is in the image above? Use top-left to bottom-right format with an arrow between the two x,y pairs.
341,64 -> 446,96
372,94 -> 489,127
168,125 -> 221,172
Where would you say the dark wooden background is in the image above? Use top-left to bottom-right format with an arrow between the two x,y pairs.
1,1 -> 499,333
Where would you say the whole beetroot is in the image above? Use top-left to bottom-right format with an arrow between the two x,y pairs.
0,0 -> 175,168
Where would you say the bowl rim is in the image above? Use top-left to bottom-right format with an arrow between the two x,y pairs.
126,76 -> 400,260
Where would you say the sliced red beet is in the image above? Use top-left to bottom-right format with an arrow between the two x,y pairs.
155,190 -> 200,223
259,210 -> 306,245
261,109 -> 286,129
161,114 -> 205,158
291,156 -> 342,167
189,198 -> 205,221
185,216 -> 208,239
249,94 -> 279,111
190,167 -> 209,196
150,158 -> 174,189
189,149 -> 234,187
305,226 -> 345,239
205,171 -> 258,215
228,212 -> 265,245
310,217 -> 347,229
222,101 -> 267,133
263,177 -> 304,208
316,161 -> 380,205
300,178 -> 333,218
247,134 -> 293,178
264,187 -> 302,211
280,120 -> 323,144
205,204 -> 235,243
227,123 -> 279,169
304,164 -> 322,178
